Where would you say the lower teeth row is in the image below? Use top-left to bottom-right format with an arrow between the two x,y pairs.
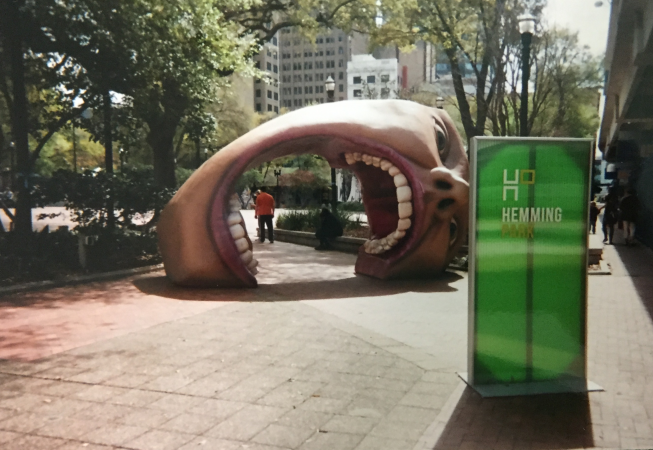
228,197 -> 259,275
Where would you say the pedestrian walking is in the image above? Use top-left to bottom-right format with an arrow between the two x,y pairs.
315,205 -> 343,250
255,187 -> 275,243
602,189 -> 619,244
589,200 -> 603,234
619,188 -> 639,245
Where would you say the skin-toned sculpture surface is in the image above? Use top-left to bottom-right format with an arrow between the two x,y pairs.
157,100 -> 469,287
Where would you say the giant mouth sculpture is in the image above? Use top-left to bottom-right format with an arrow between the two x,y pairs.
158,100 -> 469,287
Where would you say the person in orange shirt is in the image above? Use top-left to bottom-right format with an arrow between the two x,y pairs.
255,187 -> 275,243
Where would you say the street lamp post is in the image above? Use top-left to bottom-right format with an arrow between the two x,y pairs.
325,76 -> 337,211
519,15 -> 536,137
273,169 -> 282,207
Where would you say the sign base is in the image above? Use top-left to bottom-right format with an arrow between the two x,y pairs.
457,373 -> 603,398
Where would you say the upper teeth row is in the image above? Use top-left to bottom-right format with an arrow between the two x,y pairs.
343,152 -> 413,255
227,197 -> 258,275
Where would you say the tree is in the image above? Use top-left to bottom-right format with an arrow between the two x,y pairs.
487,28 -> 602,138
370,0 -> 545,144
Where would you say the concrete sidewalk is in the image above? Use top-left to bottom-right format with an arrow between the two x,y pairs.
0,231 -> 652,449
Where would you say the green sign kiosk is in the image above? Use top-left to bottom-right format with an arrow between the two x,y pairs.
463,137 -> 601,397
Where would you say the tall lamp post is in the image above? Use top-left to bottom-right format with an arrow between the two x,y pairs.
519,15 -> 536,137
273,169 -> 282,207
325,76 -> 337,211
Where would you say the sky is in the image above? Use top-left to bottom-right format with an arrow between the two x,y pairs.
543,0 -> 612,56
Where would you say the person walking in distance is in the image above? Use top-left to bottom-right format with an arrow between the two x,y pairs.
255,187 -> 275,243
602,188 -> 619,245
619,188 -> 640,245
589,200 -> 603,234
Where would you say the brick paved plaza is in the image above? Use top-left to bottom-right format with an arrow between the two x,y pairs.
0,231 -> 652,450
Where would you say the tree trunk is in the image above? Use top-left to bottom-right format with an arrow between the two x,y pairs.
3,0 -> 33,239
103,90 -> 115,230
147,115 -> 179,189
445,49 -> 476,145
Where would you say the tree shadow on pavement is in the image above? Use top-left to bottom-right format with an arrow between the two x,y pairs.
132,271 -> 462,302
433,387 -> 593,449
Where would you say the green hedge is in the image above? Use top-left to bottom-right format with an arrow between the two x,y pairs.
276,208 -> 363,232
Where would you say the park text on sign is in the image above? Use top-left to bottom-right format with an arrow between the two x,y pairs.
467,137 -> 593,395
501,169 -> 563,238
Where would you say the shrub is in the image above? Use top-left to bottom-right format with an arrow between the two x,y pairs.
276,208 -> 363,233
340,201 -> 365,212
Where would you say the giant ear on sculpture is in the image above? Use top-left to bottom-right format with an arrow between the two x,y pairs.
157,100 -> 469,287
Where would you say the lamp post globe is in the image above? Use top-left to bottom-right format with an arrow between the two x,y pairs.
518,14 -> 536,137
325,76 -> 336,103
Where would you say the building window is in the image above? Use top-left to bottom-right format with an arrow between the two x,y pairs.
317,50 -> 324,57
294,51 -> 301,58
282,75 -> 291,82
267,90 -> 272,99
316,37 -> 323,44
293,39 -> 301,45
315,85 -> 324,94
256,89 -> 261,97
315,61 -> 324,69
316,73 -> 324,81
353,90 -> 362,98
381,88 -> 390,99
338,47 -> 344,54
293,63 -> 301,70
268,104 -> 272,111
339,84 -> 344,92
381,74 -> 390,82
282,63 -> 290,71
255,61 -> 261,69
274,106 -> 279,113
353,76 -> 361,84
304,62 -> 313,70
282,40 -> 290,46
273,65 -> 278,73
367,75 -> 376,84
255,78 -> 261,84
293,87 -> 301,95
272,37 -> 278,45
326,48 -> 335,56
326,37 -> 335,43
274,92 -> 279,100
304,74 -> 313,82
256,103 -> 262,111
326,60 -> 335,68
338,59 -> 344,67
338,35 -> 343,42
305,86 -> 313,94
293,74 -> 302,82
267,50 -> 271,57
339,72 -> 344,80
304,51 -> 313,57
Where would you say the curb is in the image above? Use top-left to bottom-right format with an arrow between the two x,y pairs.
0,264 -> 164,297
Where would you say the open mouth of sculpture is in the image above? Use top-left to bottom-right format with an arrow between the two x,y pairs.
209,134 -> 453,286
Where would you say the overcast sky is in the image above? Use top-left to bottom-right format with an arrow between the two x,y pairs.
543,0 -> 611,56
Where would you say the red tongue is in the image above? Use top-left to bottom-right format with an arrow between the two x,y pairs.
365,196 -> 398,238
356,163 -> 399,239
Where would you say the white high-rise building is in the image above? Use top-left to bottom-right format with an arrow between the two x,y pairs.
347,54 -> 398,100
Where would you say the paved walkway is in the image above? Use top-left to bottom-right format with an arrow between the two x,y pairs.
0,229 -> 652,449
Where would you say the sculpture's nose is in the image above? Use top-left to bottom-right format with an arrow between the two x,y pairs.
430,167 -> 469,225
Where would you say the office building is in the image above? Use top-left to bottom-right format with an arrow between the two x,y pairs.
347,54 -> 398,100
252,37 -> 281,114
279,28 -> 365,109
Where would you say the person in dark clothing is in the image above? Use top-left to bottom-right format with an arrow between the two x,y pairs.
589,201 -> 603,234
315,205 -> 343,250
620,188 -> 639,245
602,190 -> 619,244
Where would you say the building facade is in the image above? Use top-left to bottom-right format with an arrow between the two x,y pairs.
347,54 -> 398,100
252,37 -> 281,114
598,0 -> 653,248
279,28 -> 361,110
